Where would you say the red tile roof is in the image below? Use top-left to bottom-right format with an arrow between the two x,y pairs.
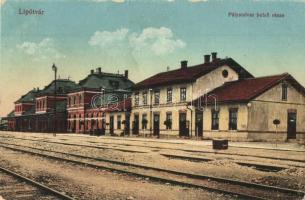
193,73 -> 305,106
133,58 -> 253,90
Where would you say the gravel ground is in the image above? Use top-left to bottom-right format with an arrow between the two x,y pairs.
0,132 -> 304,193
0,147 -> 233,200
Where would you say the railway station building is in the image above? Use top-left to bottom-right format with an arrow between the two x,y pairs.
4,52 -> 305,141
6,79 -> 78,132
66,68 -> 134,134
5,68 -> 134,135
192,73 -> 305,141
130,53 -> 305,141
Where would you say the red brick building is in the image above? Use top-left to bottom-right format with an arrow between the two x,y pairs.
67,68 -> 134,134
5,79 -> 78,133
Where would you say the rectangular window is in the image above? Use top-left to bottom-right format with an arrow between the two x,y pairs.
143,92 -> 148,105
167,88 -> 172,103
166,113 -> 172,129
229,108 -> 238,130
154,90 -> 160,105
282,83 -> 288,101
117,115 -> 121,129
211,109 -> 219,130
180,87 -> 186,102
134,92 -> 139,106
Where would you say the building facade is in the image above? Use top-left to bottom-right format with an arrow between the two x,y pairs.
3,53 -> 305,141
5,79 -> 79,132
66,68 -> 134,134
130,53 -> 254,138
130,53 -> 305,141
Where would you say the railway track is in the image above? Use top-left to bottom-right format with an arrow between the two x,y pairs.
1,135 -> 304,164
0,142 -> 304,200
0,135 -> 147,153
160,154 -> 289,172
0,166 -> 75,200
90,138 -> 305,162
1,135 -> 305,172
81,135 -> 305,152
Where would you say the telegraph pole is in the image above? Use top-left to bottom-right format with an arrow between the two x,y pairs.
149,88 -> 153,136
52,63 -> 57,137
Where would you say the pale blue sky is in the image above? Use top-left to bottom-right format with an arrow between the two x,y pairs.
1,0 -> 305,116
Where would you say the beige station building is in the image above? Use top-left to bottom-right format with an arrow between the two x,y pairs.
130,53 -> 305,141
4,52 -> 305,142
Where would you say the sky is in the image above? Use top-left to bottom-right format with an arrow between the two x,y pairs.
0,0 -> 305,116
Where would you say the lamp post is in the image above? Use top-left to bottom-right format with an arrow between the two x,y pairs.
273,119 -> 280,148
149,88 -> 153,136
101,87 -> 105,135
52,63 -> 57,137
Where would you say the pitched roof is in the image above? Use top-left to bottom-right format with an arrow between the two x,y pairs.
193,73 -> 305,106
76,72 -> 134,91
37,79 -> 79,97
6,110 -> 15,118
15,89 -> 40,103
133,58 -> 253,90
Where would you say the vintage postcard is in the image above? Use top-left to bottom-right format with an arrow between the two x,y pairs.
0,0 -> 304,199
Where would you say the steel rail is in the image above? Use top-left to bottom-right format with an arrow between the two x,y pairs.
0,143 -> 266,200
1,135 -> 304,164
79,135 -> 305,152
0,135 -> 147,153
0,166 -> 75,200
160,153 -> 288,172
0,142 -> 304,200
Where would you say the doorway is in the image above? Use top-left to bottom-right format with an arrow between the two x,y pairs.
133,114 -> 139,135
287,112 -> 297,139
195,112 -> 203,137
153,113 -> 160,137
125,114 -> 130,135
110,116 -> 114,135
179,112 -> 189,137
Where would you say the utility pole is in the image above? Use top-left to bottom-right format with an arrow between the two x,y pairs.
52,63 -> 57,137
149,88 -> 153,137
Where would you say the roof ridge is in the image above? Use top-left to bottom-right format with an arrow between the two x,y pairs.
221,72 -> 289,85
156,58 -> 229,75
246,72 -> 289,80
202,72 -> 290,102
242,73 -> 289,99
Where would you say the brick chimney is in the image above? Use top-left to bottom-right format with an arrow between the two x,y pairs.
180,60 -> 188,69
96,67 -> 102,74
211,52 -> 217,61
90,69 -> 94,74
124,70 -> 129,79
204,55 -> 210,63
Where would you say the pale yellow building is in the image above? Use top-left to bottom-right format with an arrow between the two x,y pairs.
130,53 -> 254,138
130,53 -> 305,141
194,73 -> 305,141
